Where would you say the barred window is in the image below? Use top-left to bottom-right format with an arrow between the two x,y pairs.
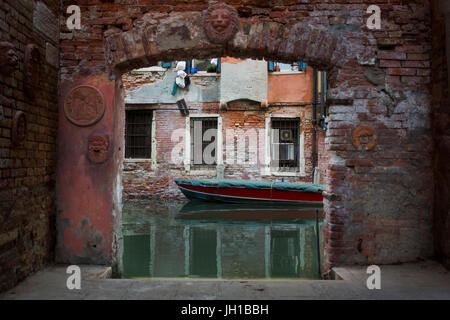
125,110 -> 153,159
190,117 -> 218,167
271,118 -> 300,171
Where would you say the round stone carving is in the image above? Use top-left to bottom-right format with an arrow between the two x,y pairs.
64,85 -> 105,126
352,125 -> 377,151
88,134 -> 109,164
203,3 -> 239,44
12,111 -> 27,147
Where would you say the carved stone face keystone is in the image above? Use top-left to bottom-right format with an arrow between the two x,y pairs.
88,134 -> 109,164
203,3 -> 239,44
211,9 -> 231,34
0,41 -> 19,76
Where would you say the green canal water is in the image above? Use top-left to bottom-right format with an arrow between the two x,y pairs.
121,199 -> 324,280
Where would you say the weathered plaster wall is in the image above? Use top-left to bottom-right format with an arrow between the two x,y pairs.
268,67 -> 314,104
220,58 -> 268,104
0,0 -> 60,291
56,73 -> 119,267
431,0 -> 450,268
125,63 -> 314,106
57,0 -> 435,271
125,67 -> 220,104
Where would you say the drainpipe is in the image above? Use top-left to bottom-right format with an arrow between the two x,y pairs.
319,72 -> 327,131
312,69 -> 318,172
441,0 -> 450,95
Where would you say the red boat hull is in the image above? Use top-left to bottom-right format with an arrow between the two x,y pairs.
176,182 -> 323,205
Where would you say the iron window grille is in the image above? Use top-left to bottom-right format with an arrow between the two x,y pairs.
271,118 -> 300,171
190,117 -> 218,168
125,110 -> 153,159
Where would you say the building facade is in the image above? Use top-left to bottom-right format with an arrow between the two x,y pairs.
122,58 -> 327,199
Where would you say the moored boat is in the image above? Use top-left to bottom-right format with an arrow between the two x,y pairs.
174,179 -> 323,205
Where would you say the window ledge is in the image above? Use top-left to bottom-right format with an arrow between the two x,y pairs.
133,66 -> 167,72
267,171 -> 307,177
186,170 -> 217,175
189,73 -> 220,77
269,71 -> 305,75
124,158 -> 153,163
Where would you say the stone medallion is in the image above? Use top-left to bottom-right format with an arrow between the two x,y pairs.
87,133 -> 109,164
203,3 -> 239,44
64,85 -> 106,127
0,41 -> 19,76
12,111 -> 27,147
352,125 -> 377,151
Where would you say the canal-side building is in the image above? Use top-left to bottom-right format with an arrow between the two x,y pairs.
122,58 -> 328,199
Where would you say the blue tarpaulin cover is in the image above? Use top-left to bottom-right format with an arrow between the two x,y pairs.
174,179 -> 323,193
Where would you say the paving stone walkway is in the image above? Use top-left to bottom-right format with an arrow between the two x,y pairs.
1,260 -> 449,300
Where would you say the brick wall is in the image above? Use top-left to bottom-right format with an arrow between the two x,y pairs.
122,68 -> 166,93
0,0 -> 59,291
431,0 -> 450,268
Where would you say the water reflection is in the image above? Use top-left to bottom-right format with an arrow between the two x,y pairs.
122,200 -> 323,279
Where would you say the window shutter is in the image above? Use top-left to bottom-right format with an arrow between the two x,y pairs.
185,60 -> 192,73
216,58 -> 221,73
161,61 -> 171,68
299,61 -> 307,71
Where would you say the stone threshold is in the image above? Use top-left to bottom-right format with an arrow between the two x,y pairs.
1,261 -> 449,300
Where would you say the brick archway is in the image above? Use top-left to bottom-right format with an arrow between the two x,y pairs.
56,3 -> 434,275
104,11 -> 348,76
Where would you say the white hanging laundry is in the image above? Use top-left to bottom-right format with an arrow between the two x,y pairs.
177,70 -> 187,79
176,61 -> 186,71
175,76 -> 185,88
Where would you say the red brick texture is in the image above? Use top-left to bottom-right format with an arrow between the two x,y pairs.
55,1 -> 438,273
0,0 -> 60,291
